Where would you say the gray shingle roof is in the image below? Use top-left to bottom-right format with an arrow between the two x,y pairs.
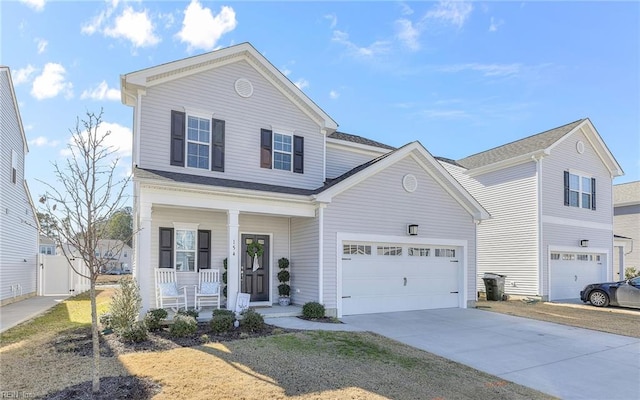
614,181 -> 640,205
328,131 -> 396,150
457,119 -> 586,169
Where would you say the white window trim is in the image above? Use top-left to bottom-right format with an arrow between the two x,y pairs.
185,113 -> 212,171
273,131 -> 293,171
11,150 -> 18,184
567,170 -> 594,209
173,223 -> 199,272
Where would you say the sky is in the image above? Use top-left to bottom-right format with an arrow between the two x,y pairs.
2,0 -> 639,204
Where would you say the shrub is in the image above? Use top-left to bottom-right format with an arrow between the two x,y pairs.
109,276 -> 142,332
200,334 -> 210,343
240,309 -> 264,332
212,309 -> 235,318
99,313 -> 112,330
170,314 -> 198,338
210,314 -> 235,333
625,267 -> 639,280
177,309 -> 199,319
119,321 -> 148,343
144,309 -> 168,331
302,302 -> 325,319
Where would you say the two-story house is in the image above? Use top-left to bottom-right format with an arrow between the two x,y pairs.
0,66 -> 40,305
440,119 -> 624,301
613,181 -> 639,280
121,43 -> 489,317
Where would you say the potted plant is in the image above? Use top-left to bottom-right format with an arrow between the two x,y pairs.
277,257 -> 291,306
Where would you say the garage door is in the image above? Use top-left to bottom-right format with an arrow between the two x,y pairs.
550,252 -> 605,300
341,242 -> 461,315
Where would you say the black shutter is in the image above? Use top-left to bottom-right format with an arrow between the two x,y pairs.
591,178 -> 596,210
211,119 -> 225,172
197,230 -> 211,270
260,129 -> 272,169
170,111 -> 185,166
563,171 -> 570,206
293,135 -> 304,174
159,228 -> 174,268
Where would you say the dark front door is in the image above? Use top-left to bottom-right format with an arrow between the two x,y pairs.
241,234 -> 270,302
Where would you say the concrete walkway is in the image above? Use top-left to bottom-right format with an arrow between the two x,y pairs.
268,309 -> 640,400
0,296 -> 69,334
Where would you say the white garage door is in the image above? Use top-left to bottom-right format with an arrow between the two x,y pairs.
550,252 -> 605,300
341,242 -> 461,315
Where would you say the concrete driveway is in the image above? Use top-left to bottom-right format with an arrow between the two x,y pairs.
341,308 -> 640,400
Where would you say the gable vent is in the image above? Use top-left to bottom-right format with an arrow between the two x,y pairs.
235,78 -> 253,98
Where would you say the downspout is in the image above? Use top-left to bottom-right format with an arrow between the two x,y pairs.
322,129 -> 327,183
534,155 -> 544,298
317,204 -> 325,304
134,90 -> 144,167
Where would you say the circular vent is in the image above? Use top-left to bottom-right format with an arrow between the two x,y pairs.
576,140 -> 585,154
235,78 -> 253,98
402,174 -> 418,193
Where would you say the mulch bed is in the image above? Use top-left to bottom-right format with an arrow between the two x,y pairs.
297,316 -> 343,323
40,376 -> 160,400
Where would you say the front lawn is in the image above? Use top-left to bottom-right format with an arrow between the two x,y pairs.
0,291 -> 554,399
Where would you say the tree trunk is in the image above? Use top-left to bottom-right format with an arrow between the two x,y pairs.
90,281 -> 100,393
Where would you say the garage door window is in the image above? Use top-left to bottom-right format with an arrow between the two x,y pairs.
435,248 -> 455,257
409,247 -> 430,256
562,254 -> 575,261
551,253 -> 560,260
377,246 -> 402,256
343,244 -> 371,255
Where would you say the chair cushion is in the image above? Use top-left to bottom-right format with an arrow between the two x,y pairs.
159,282 -> 179,297
200,282 -> 219,295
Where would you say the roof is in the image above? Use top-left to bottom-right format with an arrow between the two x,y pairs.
614,181 -> 640,205
457,119 -> 585,169
121,42 -> 337,132
328,131 -> 396,150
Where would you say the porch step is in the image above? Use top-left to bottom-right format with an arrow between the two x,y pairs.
255,305 -> 302,318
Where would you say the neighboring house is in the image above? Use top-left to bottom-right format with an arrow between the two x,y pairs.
440,119 -> 624,301
121,42 -> 489,317
95,239 -> 132,272
613,181 -> 639,280
39,235 -> 57,255
0,66 -> 39,305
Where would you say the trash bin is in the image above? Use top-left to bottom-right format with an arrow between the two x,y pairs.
482,273 -> 506,301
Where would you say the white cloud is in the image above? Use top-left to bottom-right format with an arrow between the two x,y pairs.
31,63 -> 73,100
59,120 -> 132,159
325,13 -> 337,29
294,78 -> 309,90
29,136 -> 59,147
35,38 -> 48,54
426,1 -> 473,29
19,0 -> 45,12
80,81 -> 120,101
12,65 -> 37,85
439,63 -> 523,77
489,17 -> 504,32
399,2 -> 414,16
176,0 -> 237,52
329,90 -> 340,99
104,6 -> 160,48
332,30 -> 391,58
395,19 -> 420,51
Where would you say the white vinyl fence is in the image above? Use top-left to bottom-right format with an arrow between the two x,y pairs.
39,254 -> 90,296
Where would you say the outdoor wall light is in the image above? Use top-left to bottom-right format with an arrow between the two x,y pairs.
580,239 -> 589,247
408,224 -> 419,236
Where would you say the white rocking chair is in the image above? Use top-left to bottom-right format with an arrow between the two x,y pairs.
155,268 -> 188,311
194,269 -> 221,311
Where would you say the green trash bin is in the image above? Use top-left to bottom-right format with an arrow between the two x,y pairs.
483,273 -> 506,301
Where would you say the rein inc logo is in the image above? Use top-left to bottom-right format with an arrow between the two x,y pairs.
1,392 -> 34,398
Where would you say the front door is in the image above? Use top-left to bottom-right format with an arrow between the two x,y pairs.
241,234 -> 270,302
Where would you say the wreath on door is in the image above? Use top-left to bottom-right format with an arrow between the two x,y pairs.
246,241 -> 264,258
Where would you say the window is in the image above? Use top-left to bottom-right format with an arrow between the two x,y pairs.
11,150 -> 17,183
409,247 -> 430,257
170,111 -> 225,172
377,246 -> 402,256
343,244 -> 371,255
187,116 -> 210,169
550,253 -> 560,260
175,229 -> 196,272
260,129 -> 304,173
40,245 -> 55,255
564,171 -> 596,210
562,253 -> 575,261
273,133 -> 292,171
435,248 -> 455,257
577,254 -> 592,261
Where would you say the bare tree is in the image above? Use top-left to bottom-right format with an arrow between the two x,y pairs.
38,110 -> 131,393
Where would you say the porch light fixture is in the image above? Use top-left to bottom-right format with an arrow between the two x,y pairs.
580,239 -> 589,247
408,224 -> 419,236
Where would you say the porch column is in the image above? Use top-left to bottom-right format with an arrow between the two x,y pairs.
137,201 -> 152,316
227,210 -> 240,311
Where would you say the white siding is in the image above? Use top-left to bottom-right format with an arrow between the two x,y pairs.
0,69 -> 38,303
443,161 -> 539,296
290,216 -> 319,305
614,205 -> 640,270
148,206 -> 290,308
323,157 -> 477,313
326,145 -> 380,179
138,60 -> 324,190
